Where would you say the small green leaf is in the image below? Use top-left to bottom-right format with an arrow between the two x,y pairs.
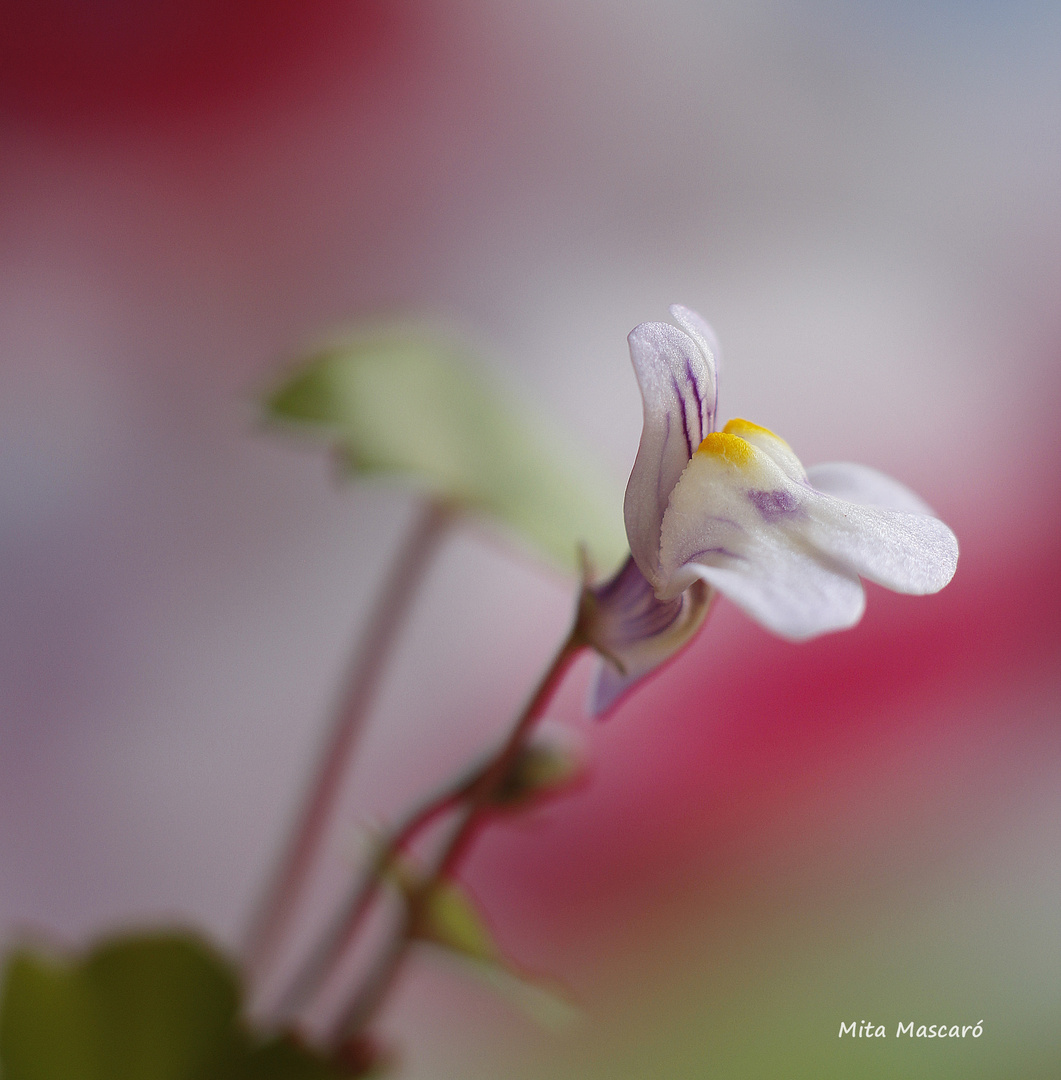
264,328 -> 628,573
411,881 -> 580,1030
493,728 -> 585,809
460,961 -> 581,1032
412,880 -> 499,965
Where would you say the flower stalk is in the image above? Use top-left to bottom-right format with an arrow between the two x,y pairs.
243,497 -> 456,987
326,631 -> 583,1044
275,626 -> 585,1046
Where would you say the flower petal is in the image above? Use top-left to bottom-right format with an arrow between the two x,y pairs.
800,495 -> 959,595
806,461 -> 938,515
686,533 -> 868,640
624,318 -> 717,582
722,418 -> 807,483
668,305 -> 721,410
581,555 -> 712,715
658,426 -> 962,639
657,433 -> 865,637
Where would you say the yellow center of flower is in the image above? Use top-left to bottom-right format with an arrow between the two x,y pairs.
722,417 -> 786,443
695,431 -> 754,466
697,419 -> 798,473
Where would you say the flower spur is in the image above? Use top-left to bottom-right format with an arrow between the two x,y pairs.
583,305 -> 959,714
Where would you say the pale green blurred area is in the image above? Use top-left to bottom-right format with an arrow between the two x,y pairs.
264,329 -> 628,575
388,668 -> 1061,1080
415,864 -> 1060,1079
553,891 -> 1059,1079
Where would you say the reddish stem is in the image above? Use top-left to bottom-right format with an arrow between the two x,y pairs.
243,499 -> 453,985
326,632 -> 585,1043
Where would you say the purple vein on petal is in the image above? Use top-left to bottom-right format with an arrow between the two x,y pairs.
668,304 -> 718,434
656,412 -> 673,508
684,546 -> 746,562
684,356 -> 710,441
590,556 -> 685,645
671,373 -> 695,458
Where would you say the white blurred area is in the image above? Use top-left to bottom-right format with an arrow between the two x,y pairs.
0,0 -> 1058,1014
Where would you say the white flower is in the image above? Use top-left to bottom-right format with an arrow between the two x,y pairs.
583,304 -> 959,715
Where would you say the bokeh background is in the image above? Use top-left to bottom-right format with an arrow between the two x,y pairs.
1,1 -> 1059,1077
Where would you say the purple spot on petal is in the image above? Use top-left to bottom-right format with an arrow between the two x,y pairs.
748,489 -> 800,521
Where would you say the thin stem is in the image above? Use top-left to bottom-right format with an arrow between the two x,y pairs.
432,639 -> 582,878
275,755 -> 487,1016
326,632 -> 584,1045
327,899 -> 417,1048
243,498 -> 455,985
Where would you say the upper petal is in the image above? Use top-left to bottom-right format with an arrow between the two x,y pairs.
669,304 -> 722,403
624,315 -> 718,582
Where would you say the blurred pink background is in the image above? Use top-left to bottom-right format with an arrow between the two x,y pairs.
1,1 -> 1059,1076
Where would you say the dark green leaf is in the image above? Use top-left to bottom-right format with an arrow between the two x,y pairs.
0,950 -> 98,1080
0,933 -> 348,1080
83,934 -> 241,1080
234,1035 -> 348,1080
